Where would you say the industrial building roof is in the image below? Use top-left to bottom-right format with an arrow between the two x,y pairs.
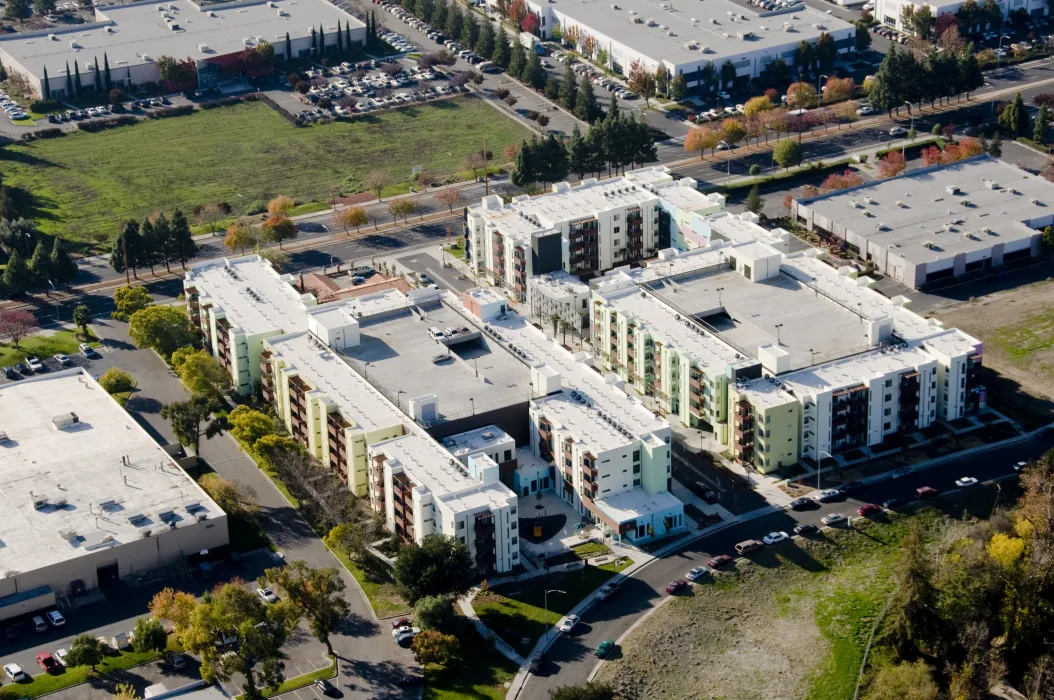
547,0 -> 852,69
186,255 -> 311,336
0,369 -> 224,576
265,332 -> 406,433
0,0 -> 362,80
795,156 -> 1049,264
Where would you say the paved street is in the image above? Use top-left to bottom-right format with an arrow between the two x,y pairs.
518,431 -> 1054,699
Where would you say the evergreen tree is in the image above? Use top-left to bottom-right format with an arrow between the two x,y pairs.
140,217 -> 159,276
110,220 -> 143,280
319,25 -> 326,54
558,65 -> 577,110
476,19 -> 494,60
286,32 -> 292,60
539,132 -> 568,184
65,61 -> 72,97
583,121 -> 606,176
311,27 -> 317,54
169,209 -> 197,270
510,139 -> 536,187
2,249 -> 29,296
508,40 -> 526,78
73,60 -> 80,95
989,132 -> 1003,157
544,73 -> 560,100
999,92 -> 1029,137
957,46 -> 983,98
669,73 -> 687,100
27,240 -> 51,290
701,61 -> 717,95
868,44 -> 898,115
492,28 -> 511,68
345,22 -> 351,49
152,213 -> 174,274
567,124 -> 589,178
574,78 -> 599,122
103,53 -> 111,91
49,238 -> 77,288
631,112 -> 657,166
336,20 -> 344,54
607,92 -> 619,122
433,0 -> 447,33
460,11 -> 478,50
523,50 -> 543,88
93,56 -> 102,92
1035,105 -> 1050,144
43,66 -> 50,99
445,5 -> 462,41
372,11 -> 378,41
745,184 -> 764,215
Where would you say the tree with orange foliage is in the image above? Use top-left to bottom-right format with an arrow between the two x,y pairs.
822,76 -> 856,103
262,213 -> 298,249
267,195 -> 294,217
685,126 -> 720,159
820,169 -> 864,193
877,150 -> 907,178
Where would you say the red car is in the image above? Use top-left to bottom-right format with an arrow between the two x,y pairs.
391,617 -> 411,629
857,503 -> 881,517
665,580 -> 687,595
36,652 -> 59,674
916,486 -> 939,499
707,554 -> 733,568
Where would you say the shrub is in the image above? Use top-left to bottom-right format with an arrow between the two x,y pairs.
295,81 -> 310,94
98,367 -> 135,395
29,99 -> 61,112
858,154 -> 868,163
148,105 -> 194,119
318,96 -> 332,109
504,95 -> 518,106
537,114 -> 550,127
494,87 -> 510,99
749,164 -> 761,175
244,200 -> 267,216
526,110 -> 540,121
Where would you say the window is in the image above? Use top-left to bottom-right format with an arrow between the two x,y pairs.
511,506 -> 517,515
885,379 -> 893,388
633,463 -> 640,474
511,521 -> 517,530
633,449 -> 641,461
512,552 -> 519,560
613,214 -> 620,221
614,239 -> 621,246
634,477 -> 641,486
883,407 -> 892,416
614,226 -> 621,234
504,449 -> 512,462
884,422 -> 892,430
884,393 -> 892,402
457,520 -> 465,530
766,414 -> 771,424
511,536 -> 518,545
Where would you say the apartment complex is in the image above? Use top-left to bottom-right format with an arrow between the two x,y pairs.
587,238 -> 985,473
441,424 -> 554,498
0,369 -> 228,613
465,167 -> 723,298
527,271 -> 591,332
792,157 -> 1050,290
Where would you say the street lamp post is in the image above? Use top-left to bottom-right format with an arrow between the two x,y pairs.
544,589 -> 566,642
997,35 -> 1011,69
902,101 -> 915,154
818,449 -> 832,491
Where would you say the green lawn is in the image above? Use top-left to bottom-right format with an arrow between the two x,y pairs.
424,617 -> 519,700
988,307 -> 1054,361
330,546 -> 411,619
287,201 -> 329,216
3,98 -> 530,248
474,559 -> 631,657
443,244 -> 465,259
570,541 -> 612,559
0,329 -> 99,366
0,637 -> 180,699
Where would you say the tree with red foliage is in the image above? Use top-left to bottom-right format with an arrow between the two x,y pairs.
507,0 -> 526,26
1033,93 -> 1054,108
878,150 -> 907,178
921,145 -> 943,166
0,310 -> 37,350
820,169 -> 864,193
521,12 -> 539,34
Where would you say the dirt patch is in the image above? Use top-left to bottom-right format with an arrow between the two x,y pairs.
938,280 -> 1054,429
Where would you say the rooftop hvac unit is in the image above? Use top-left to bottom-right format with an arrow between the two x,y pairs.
140,528 -> 152,538
668,29 -> 675,35
170,23 -> 180,30
31,495 -> 48,510
1008,187 -> 1020,194
48,33 -> 57,40
105,26 -> 115,33
946,185 -> 960,195
633,16 -> 643,23
53,497 -> 67,508
198,42 -> 210,52
208,10 -> 217,16
985,180 -> 1000,189
242,37 -> 254,45
277,9 -> 287,15
69,40 -> 80,48
196,512 -> 208,522
52,412 -> 79,429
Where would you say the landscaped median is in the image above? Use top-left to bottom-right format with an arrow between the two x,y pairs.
0,637 -> 181,700
235,655 -> 336,700
473,558 -> 632,658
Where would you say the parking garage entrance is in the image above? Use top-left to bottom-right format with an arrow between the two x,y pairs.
97,562 -> 120,588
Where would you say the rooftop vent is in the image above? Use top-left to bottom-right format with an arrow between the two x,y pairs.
31,495 -> 48,510
946,185 -> 960,195
48,33 -> 57,40
985,180 -> 1000,190
198,42 -> 211,52
69,40 -> 80,49
0,431 -> 7,444
1031,198 -> 1041,205
52,412 -> 79,429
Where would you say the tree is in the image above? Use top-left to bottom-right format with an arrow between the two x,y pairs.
98,367 -> 135,395
113,683 -> 139,700
264,561 -> 350,656
863,660 -> 939,700
112,285 -> 153,322
883,522 -> 940,657
175,348 -> 229,397
169,209 -> 196,269
196,203 -> 229,236
65,634 -> 104,672
111,220 -> 144,282
511,139 -> 537,187
410,630 -> 459,666
786,81 -> 817,109
26,240 -> 50,290
958,48 -> 983,99
131,617 -> 167,654
261,214 -> 297,250
567,124 -> 590,178
2,249 -> 29,296
5,0 -> 28,19
823,76 -> 855,103
548,683 -> 616,700
463,152 -> 487,181
855,21 -> 872,51
414,594 -> 455,632
521,11 -> 539,34
49,239 -> 78,287
388,200 -> 416,223
334,206 -> 369,235
743,95 -> 773,117
558,65 -> 577,110
821,169 -> 864,192
628,60 -> 655,106
198,474 -> 257,519
226,405 -> 277,449
745,185 -> 764,215
181,582 -> 299,700
877,150 -> 907,178
685,126 -> 720,159
508,41 -> 526,81
1035,104 -> 1050,144
73,304 -> 92,338
0,309 -> 36,349
719,60 -> 737,89
816,32 -> 837,70
476,19 -> 495,60
492,28 -> 511,69
223,221 -> 258,255
999,92 -> 1029,137
574,79 -> 599,122
719,119 -> 747,148
772,138 -> 803,170
669,73 -> 687,100
266,196 -> 294,217
366,171 -> 392,201
160,395 -> 225,457
394,534 -> 475,604
989,132 -> 1003,157
544,73 -> 560,100
434,189 -> 465,212
128,305 -> 196,359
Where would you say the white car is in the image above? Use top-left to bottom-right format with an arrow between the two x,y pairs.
55,648 -> 69,666
685,566 -> 710,582
53,353 -> 71,367
856,105 -> 874,115
889,126 -> 908,136
716,90 -> 731,100
954,477 -> 979,488
762,531 -> 789,545
47,610 -> 66,626
26,356 -> 44,372
257,587 -> 278,603
392,625 -> 420,640
811,488 -> 840,502
1014,461 -> 1028,471
822,513 -> 847,526
3,664 -> 26,681
556,614 -> 579,634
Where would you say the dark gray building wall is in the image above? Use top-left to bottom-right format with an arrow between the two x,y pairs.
532,232 -> 563,275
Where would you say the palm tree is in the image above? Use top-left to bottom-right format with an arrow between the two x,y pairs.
549,313 -> 560,338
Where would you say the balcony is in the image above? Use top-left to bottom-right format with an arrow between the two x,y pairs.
734,426 -> 754,443
582,461 -> 597,480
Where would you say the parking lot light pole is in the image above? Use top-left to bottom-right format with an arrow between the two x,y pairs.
544,589 -> 566,642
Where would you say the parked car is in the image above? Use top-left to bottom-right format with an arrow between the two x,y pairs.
595,640 -> 616,658
3,663 -> 26,681
889,126 -> 908,136
1014,461 -> 1028,471
596,582 -> 618,601
761,531 -> 789,545
314,679 -> 334,696
79,342 -> 97,358
53,353 -> 71,367
916,486 -> 939,499
821,512 -> 847,526
55,649 -> 69,666
857,105 -> 874,115
811,489 -> 840,502
789,496 -> 813,510
707,554 -> 733,568
46,610 -> 65,627
857,503 -> 881,517
882,498 -> 903,510
686,566 -> 710,582
3,366 -> 18,380
432,353 -> 453,364
735,539 -> 763,554
716,90 -> 731,100
793,523 -> 818,536
556,614 -> 579,634
26,356 -> 44,373
527,652 -> 543,674
169,653 -> 186,669
665,579 -> 688,594
36,653 -> 60,674
954,476 -> 979,488
14,362 -> 31,375
257,587 -> 278,604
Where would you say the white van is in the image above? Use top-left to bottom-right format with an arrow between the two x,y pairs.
428,327 -> 446,340
32,616 -> 47,632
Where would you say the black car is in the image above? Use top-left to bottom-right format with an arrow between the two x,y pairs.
789,497 -> 814,510
46,114 -> 59,123
3,626 -> 15,641
882,498 -> 903,510
793,523 -> 818,536
13,363 -> 31,375
398,675 -> 423,687
839,480 -> 864,494
2,366 -> 18,379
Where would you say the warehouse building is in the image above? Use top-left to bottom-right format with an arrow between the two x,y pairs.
791,156 -> 1050,290
1,0 -> 365,99
0,369 -> 228,617
486,0 -> 854,84
875,0 -> 1046,36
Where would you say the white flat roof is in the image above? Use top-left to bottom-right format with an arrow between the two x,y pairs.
777,342 -> 936,396
533,390 -> 640,454
464,287 -> 506,305
546,0 -> 853,69
655,183 -> 722,212
513,178 -> 657,228
186,255 -> 311,336
0,0 -> 363,80
796,156 -> 1047,264
0,369 -> 223,576
265,332 -> 406,433
440,425 -> 513,460
530,270 -> 589,298
594,487 -> 682,524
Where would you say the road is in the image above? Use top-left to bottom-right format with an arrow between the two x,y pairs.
518,430 -> 1054,699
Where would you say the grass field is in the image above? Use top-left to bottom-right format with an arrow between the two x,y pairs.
2,98 -> 529,248
425,617 -> 519,700
474,559 -> 631,657
0,329 -> 99,366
